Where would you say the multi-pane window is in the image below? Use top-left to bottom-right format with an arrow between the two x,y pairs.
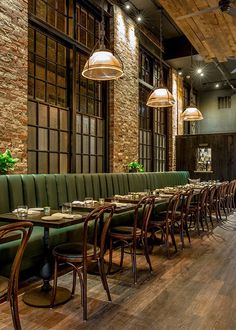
139,48 -> 167,172
28,0 -> 106,174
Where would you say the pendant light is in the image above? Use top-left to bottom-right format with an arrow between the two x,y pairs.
147,9 -> 175,108
181,49 -> 203,121
82,1 -> 123,81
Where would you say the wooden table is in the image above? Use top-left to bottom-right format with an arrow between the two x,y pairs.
0,211 -> 88,308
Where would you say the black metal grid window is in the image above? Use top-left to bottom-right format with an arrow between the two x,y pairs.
139,47 -> 167,172
28,0 -> 106,174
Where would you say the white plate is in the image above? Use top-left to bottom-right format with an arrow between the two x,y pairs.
29,207 -> 44,212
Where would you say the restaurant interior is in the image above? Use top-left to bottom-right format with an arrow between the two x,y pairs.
0,0 -> 236,329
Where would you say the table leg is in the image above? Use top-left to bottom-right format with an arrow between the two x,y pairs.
23,227 -> 71,307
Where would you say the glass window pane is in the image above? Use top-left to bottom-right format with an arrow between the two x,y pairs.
47,84 -> 56,104
36,32 -> 46,57
60,110 -> 68,130
90,137 -> 96,155
76,155 -> 81,173
60,132 -> 68,152
50,130 -> 58,151
28,152 -> 36,173
38,104 -> 48,127
48,38 -> 56,62
28,127 -> 37,149
83,156 -> 89,173
76,135 -> 81,154
60,154 -> 68,173
38,128 -> 48,150
50,153 -> 58,173
90,156 -> 96,173
36,0 -> 46,21
83,136 -> 89,154
57,88 -> 66,107
36,57 -> 45,80
83,116 -> 89,134
47,62 -> 56,84
28,101 -> 37,125
50,107 -> 58,128
38,152 -> 48,173
97,138 -> 103,155
35,80 -> 45,101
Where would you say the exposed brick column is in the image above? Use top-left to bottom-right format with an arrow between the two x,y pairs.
167,69 -> 184,171
0,0 -> 28,173
109,6 -> 139,173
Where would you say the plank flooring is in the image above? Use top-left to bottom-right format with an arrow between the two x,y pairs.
2,214 -> 236,329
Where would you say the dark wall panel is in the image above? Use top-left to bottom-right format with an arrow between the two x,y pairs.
176,133 -> 236,181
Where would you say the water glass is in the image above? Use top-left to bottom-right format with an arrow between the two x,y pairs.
99,198 -> 105,205
84,197 -> 94,206
44,206 -> 51,216
17,205 -> 28,218
62,203 -> 72,214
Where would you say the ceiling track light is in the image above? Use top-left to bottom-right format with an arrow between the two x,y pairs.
125,2 -> 131,10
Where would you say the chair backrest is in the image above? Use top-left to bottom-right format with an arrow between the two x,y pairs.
133,196 -> 155,239
198,187 -> 209,208
82,205 -> 115,262
165,193 -> 180,223
0,222 -> 33,291
208,185 -> 216,204
179,189 -> 194,218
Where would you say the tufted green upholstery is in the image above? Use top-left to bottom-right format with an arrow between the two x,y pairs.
0,171 -> 189,277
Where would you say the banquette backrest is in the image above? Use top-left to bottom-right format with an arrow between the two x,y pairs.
0,171 -> 189,213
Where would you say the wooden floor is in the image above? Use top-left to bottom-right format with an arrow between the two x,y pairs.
2,213 -> 236,330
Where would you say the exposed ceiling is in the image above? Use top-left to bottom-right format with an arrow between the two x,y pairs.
157,0 -> 236,62
119,0 -> 236,91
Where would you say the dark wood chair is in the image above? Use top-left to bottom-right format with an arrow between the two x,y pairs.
108,196 -> 155,284
148,193 -> 180,257
177,189 -> 194,247
189,186 -> 210,235
50,205 -> 115,321
0,222 -> 33,330
206,185 -> 217,227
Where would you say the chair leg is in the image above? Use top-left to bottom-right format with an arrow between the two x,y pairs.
82,269 -> 87,321
78,271 -> 84,306
9,287 -> 21,330
120,243 -> 125,269
98,258 -> 111,301
143,236 -> 153,272
72,269 -> 77,295
130,244 -> 137,284
107,237 -> 113,274
185,220 -> 191,245
170,225 -> 177,253
50,258 -> 58,307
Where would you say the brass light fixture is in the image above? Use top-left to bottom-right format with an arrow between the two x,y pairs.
82,1 -> 123,81
181,50 -> 203,121
147,9 -> 175,108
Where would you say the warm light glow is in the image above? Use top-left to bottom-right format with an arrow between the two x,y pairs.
181,106 -> 203,121
147,87 -> 175,108
197,68 -> 202,74
200,72 -> 204,77
215,83 -> 219,88
125,3 -> 131,9
136,15 -> 142,22
82,50 -> 123,81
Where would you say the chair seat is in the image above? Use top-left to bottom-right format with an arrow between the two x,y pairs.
0,276 -> 8,297
53,242 -> 100,259
110,226 -> 142,237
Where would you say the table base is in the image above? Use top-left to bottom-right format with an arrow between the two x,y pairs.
23,286 -> 71,308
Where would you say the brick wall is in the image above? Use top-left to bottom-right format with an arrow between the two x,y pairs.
109,6 -> 139,173
0,0 -> 28,173
167,69 -> 184,170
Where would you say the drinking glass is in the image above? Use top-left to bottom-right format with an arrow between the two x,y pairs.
99,198 -> 105,204
17,205 -> 28,218
144,189 -> 151,196
62,203 -> 72,214
84,197 -> 94,206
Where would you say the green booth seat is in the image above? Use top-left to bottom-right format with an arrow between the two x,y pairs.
0,171 -> 189,278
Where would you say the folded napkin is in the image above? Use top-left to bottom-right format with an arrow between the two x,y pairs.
72,201 -> 85,205
41,213 -> 83,221
159,193 -> 173,198
113,202 -> 128,208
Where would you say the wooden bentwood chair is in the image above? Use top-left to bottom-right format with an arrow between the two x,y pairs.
0,222 -> 33,330
108,196 -> 155,284
148,193 -> 180,257
50,205 -> 115,321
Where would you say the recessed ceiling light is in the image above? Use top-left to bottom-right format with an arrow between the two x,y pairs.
215,83 -> 219,88
136,15 -> 142,22
197,68 -> 203,74
200,72 -> 204,77
186,75 -> 190,79
178,68 -> 183,76
125,3 -> 131,10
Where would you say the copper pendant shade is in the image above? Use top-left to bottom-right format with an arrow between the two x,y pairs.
82,49 -> 123,81
82,1 -> 123,81
146,10 -> 175,108
147,87 -> 175,108
181,106 -> 203,121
